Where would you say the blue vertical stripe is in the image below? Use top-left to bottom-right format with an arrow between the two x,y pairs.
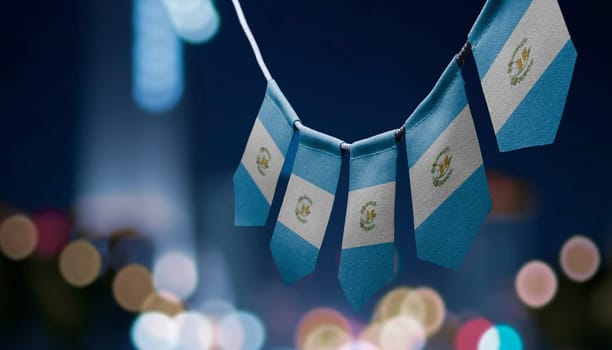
233,163 -> 270,226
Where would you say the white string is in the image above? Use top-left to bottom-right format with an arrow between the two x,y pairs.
231,0 -> 273,81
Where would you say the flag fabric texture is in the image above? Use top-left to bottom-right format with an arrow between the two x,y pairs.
468,0 -> 577,152
339,131 -> 398,310
404,60 -> 492,269
234,80 -> 299,226
270,126 -> 343,284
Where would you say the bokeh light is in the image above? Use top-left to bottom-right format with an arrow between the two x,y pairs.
174,311 -> 214,350
302,324 -> 353,350
358,323 -> 383,347
111,236 -> 154,271
163,0 -> 220,44
297,308 -> 351,349
486,171 -> 533,220
217,311 -> 246,350
59,239 -> 102,287
133,0 -> 184,113
407,287 -> 446,337
32,209 -> 71,259
0,214 -> 38,260
141,290 -> 184,316
153,251 -> 198,301
373,287 -> 416,323
479,324 -> 523,350
113,264 -> 155,312
455,318 -> 494,350
131,312 -> 178,350
199,298 -> 235,320
515,260 -> 558,308
340,340 -> 380,350
233,311 -> 266,350
560,235 -> 600,282
379,315 -> 426,350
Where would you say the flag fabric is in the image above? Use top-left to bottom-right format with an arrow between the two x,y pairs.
234,80 -> 299,226
270,126 -> 343,284
405,60 -> 492,269
339,131 -> 398,310
468,0 -> 576,152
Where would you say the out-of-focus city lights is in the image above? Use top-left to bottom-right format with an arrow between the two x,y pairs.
340,340 -> 380,350
233,311 -> 266,350
302,324 -> 352,350
297,308 -> 351,349
32,209 -> 71,259
174,311 -> 214,350
141,290 -> 184,316
560,235 -> 600,282
479,324 -> 523,350
0,214 -> 38,260
358,323 -> 383,347
515,260 -> 558,308
59,239 -> 102,287
113,264 -> 155,312
486,171 -> 533,220
455,318 -> 494,350
153,250 -> 198,301
373,287 -> 415,322
133,0 -> 184,113
217,311 -> 246,350
131,312 -> 178,350
407,287 -> 446,337
163,0 -> 220,44
379,315 -> 426,350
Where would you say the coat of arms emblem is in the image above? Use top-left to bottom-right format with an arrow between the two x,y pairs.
295,195 -> 312,224
431,147 -> 453,187
359,201 -> 377,231
256,147 -> 271,176
508,38 -> 534,86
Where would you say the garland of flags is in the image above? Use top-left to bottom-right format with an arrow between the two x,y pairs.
231,0 -> 577,309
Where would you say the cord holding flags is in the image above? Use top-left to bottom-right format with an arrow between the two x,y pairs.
231,0 -> 576,309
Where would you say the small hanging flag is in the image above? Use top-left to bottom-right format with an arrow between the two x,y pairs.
270,126 -> 343,284
233,80 -> 299,226
468,0 -> 577,152
405,60 -> 492,269
339,131 -> 398,310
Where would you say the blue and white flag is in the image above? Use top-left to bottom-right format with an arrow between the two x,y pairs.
270,127 -> 343,284
233,80 -> 299,226
405,60 -> 492,269
339,131 -> 397,310
468,0 -> 577,152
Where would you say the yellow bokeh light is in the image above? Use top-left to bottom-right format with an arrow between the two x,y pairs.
0,214 -> 38,260
373,287 -> 415,323
406,287 -> 446,337
112,264 -> 155,312
379,315 -> 426,350
141,290 -> 184,316
297,308 -> 350,349
59,239 -> 102,287
560,235 -> 600,283
302,324 -> 352,350
515,260 -> 558,308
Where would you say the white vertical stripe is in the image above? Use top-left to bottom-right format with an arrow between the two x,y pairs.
482,0 -> 570,133
409,106 -> 483,228
240,118 -> 285,204
342,181 -> 395,249
277,175 -> 335,249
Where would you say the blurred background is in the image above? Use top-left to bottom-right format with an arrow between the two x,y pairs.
0,0 -> 610,349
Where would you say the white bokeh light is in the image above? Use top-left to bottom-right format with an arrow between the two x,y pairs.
174,311 -> 214,350
217,311 -> 246,350
131,312 -> 178,350
153,251 -> 198,301
163,0 -> 220,44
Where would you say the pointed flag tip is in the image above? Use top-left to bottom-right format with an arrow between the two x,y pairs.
270,223 -> 319,285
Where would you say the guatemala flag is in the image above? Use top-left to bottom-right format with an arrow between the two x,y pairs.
270,126 -> 343,284
468,0 -> 576,152
339,131 -> 398,310
404,60 -> 492,269
234,80 -> 299,226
